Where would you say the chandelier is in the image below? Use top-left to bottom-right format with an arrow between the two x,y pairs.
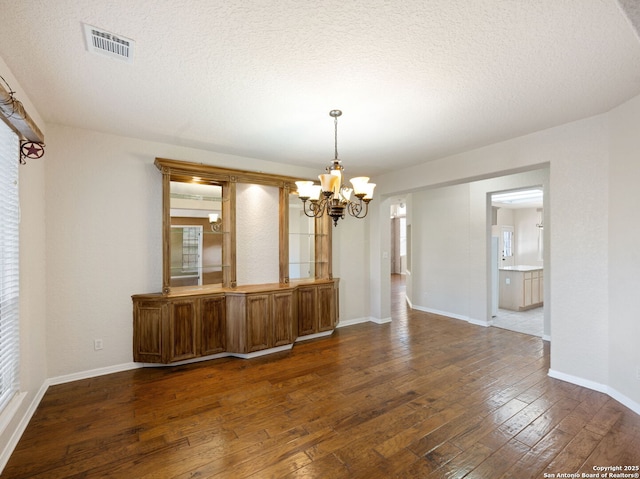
295,110 -> 375,226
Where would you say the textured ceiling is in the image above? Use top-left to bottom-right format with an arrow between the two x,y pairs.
1,0 -> 640,177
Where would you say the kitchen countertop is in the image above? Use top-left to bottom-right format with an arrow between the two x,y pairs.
499,265 -> 543,272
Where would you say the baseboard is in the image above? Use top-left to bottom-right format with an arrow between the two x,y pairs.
370,316 -> 392,325
228,344 -> 293,360
405,295 -> 413,310
141,344 -> 299,367
335,316 -> 393,328
608,387 -> 640,416
295,330 -> 334,342
467,317 -> 491,327
548,369 -> 608,394
140,352 -> 232,368
411,304 -> 496,328
411,304 -> 468,321
0,392 -> 27,438
48,362 -> 143,386
0,384 -> 48,473
548,369 -> 640,416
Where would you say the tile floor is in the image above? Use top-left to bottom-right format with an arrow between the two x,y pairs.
492,307 -> 544,337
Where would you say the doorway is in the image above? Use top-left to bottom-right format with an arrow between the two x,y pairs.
490,188 -> 544,337
390,200 -> 408,317
390,200 -> 407,275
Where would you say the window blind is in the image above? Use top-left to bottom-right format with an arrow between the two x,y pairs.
0,119 -> 20,413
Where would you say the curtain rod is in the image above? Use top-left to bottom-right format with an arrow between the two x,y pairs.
0,78 -> 44,143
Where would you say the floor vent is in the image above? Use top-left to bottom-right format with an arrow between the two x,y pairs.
83,24 -> 134,64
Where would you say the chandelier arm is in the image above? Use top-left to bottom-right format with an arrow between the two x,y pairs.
302,198 -> 327,218
346,199 -> 361,217
347,198 -> 369,219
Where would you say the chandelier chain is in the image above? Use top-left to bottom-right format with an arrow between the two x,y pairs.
334,115 -> 339,160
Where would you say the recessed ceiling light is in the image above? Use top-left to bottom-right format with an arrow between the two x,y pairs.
492,188 -> 543,204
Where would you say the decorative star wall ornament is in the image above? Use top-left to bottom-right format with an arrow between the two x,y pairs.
20,141 -> 45,164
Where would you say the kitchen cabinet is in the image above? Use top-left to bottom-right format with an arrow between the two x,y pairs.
499,266 -> 543,311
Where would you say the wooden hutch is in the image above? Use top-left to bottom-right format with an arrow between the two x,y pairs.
132,158 -> 339,364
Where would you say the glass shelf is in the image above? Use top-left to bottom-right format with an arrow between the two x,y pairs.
170,229 -> 228,233
171,265 -> 230,273
288,232 -> 328,237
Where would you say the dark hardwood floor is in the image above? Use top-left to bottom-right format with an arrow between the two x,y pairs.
3,275 -> 640,478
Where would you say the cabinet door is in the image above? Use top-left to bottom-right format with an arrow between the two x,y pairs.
246,294 -> 270,352
297,287 -> 317,336
523,273 -> 533,307
317,284 -> 336,332
200,295 -> 226,355
531,274 -> 541,304
169,300 -> 198,361
133,300 -> 165,363
272,291 -> 294,347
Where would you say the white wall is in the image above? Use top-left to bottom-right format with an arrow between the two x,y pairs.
495,207 -> 544,267
513,208 -> 544,266
366,197 -> 391,323
409,184 -> 470,320
373,110 -> 627,407
332,206 -> 374,324
496,208 -> 515,235
45,126 -> 161,377
548,117 -> 609,386
608,94 -> 640,406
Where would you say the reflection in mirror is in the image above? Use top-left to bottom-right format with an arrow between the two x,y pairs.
170,180 -> 224,287
289,193 -> 315,280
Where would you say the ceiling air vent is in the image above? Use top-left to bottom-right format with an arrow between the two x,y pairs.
83,24 -> 135,64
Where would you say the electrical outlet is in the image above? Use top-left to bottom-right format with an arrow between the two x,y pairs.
94,339 -> 103,351
636,366 -> 640,382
